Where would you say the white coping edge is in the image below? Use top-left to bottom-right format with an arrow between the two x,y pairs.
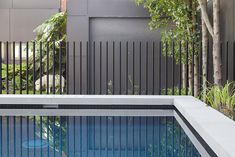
174,110 -> 210,157
0,95 -> 234,157
0,95 -> 174,105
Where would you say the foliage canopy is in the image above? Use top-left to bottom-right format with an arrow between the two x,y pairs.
135,0 -> 199,62
29,12 -> 67,78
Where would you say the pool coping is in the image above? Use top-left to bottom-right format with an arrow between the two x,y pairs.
0,95 -> 234,157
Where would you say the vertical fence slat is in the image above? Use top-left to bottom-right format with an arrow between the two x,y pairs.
20,42 -> 22,94
26,42 -> 29,94
100,42 -> 102,94
86,41 -> 89,94
165,42 -> 168,95
179,42 -> 182,95
53,42 -> 56,94
33,42 -> 36,94
113,41 -> 115,95
126,41 -> 128,95
6,41 -> 9,94
106,42 -> 108,95
73,42 -> 76,94
39,42 -> 42,94
133,41 -> 135,95
153,41 -> 155,95
146,42 -> 148,95
0,42 -> 2,94
172,42 -> 175,95
139,42 -> 142,95
207,41 -> 209,84
80,42 -> 83,94
66,42 -> 70,94
46,42 -> 49,94
59,42 -> 63,94
93,41 -> 96,94
13,42 -> 15,94
192,42 -> 195,96
186,41 -> 189,95
226,41 -> 229,81
159,42 -> 162,95
199,42 -> 202,92
119,42 -> 122,94
233,41 -> 235,81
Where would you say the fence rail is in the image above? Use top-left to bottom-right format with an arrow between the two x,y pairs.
0,41 -> 232,95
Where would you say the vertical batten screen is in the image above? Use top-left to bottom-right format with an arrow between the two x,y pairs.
0,41 -> 231,95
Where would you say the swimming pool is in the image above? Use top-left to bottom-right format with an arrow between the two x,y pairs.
0,116 -> 201,157
0,95 -> 234,157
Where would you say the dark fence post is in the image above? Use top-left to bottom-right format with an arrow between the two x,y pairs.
179,41 -> 182,95
13,42 -> 15,94
0,42 -> 2,94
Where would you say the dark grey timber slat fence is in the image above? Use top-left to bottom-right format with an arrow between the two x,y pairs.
0,41 -> 232,95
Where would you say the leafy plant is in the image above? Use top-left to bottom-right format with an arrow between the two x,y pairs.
200,82 -> 235,119
135,0 -> 199,63
29,12 -> 67,78
1,63 -> 33,91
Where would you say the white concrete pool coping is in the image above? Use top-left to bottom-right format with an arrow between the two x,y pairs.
0,95 -> 234,157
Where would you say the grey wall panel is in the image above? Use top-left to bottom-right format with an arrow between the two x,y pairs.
0,0 -> 12,9
0,9 -> 10,41
67,0 -> 87,15
88,0 -> 149,17
90,18 -> 161,41
67,16 -> 89,41
10,9 -> 58,41
13,0 -> 60,9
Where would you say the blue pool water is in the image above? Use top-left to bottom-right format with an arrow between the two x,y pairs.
0,116 -> 201,157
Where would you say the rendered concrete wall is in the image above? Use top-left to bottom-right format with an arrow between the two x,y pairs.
0,0 -> 60,41
66,0 -> 161,42
66,0 -> 168,94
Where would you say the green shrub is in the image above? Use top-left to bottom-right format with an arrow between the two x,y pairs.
200,82 -> 235,119
1,63 -> 33,91
29,12 -> 67,78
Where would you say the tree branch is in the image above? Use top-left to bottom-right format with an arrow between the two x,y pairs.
198,0 -> 214,38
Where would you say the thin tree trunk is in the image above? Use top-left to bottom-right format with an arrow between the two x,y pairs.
213,0 -> 222,86
188,61 -> 193,93
201,0 -> 208,101
192,0 -> 199,96
182,63 -> 187,91
194,56 -> 199,96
